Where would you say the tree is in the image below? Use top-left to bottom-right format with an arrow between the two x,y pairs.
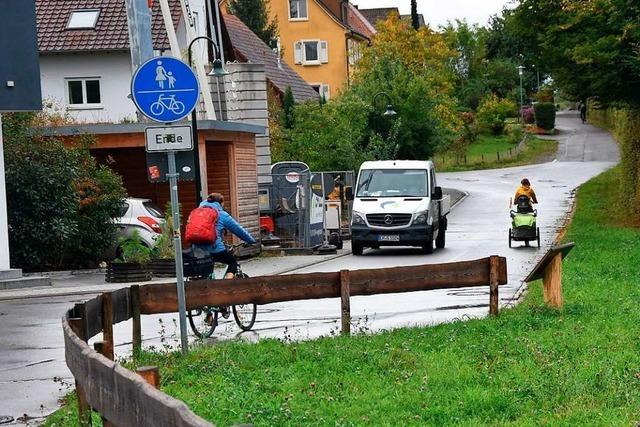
2,113 -> 126,270
282,86 -> 295,129
228,0 -> 278,45
352,14 -> 461,159
410,0 -> 419,30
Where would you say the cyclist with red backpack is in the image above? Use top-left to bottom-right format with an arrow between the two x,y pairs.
186,192 -> 256,279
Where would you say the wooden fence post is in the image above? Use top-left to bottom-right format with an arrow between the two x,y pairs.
543,253 -> 564,308
497,151 -> 501,161
69,316 -> 92,427
131,285 -> 142,356
489,256 -> 500,316
137,366 -> 160,389
93,342 -> 115,427
340,270 -> 351,336
101,293 -> 114,361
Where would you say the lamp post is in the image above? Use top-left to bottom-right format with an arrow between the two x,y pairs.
518,65 -> 525,125
187,36 -> 228,204
372,91 -> 397,117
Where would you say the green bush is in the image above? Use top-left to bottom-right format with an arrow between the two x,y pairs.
3,113 -> 126,271
116,230 -> 152,264
534,102 -> 556,130
476,95 -> 518,135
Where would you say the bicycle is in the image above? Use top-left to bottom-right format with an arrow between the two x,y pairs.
150,95 -> 185,116
186,244 -> 257,338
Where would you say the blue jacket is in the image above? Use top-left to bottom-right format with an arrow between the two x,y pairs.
194,201 -> 256,254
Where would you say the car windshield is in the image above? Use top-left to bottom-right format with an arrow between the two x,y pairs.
143,201 -> 164,218
356,169 -> 429,198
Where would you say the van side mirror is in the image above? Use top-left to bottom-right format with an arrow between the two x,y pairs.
345,186 -> 354,201
433,186 -> 443,200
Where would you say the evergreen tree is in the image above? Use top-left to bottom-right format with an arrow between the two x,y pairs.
410,0 -> 419,30
228,0 -> 278,45
282,86 -> 295,129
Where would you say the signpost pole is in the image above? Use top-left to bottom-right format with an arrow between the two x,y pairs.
167,151 -> 189,354
0,114 -> 11,271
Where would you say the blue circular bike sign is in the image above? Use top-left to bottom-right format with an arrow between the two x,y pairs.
131,57 -> 199,123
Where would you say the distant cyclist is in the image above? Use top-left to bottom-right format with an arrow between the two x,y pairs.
195,193 -> 256,279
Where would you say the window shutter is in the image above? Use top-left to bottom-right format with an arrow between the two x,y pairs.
294,41 -> 303,64
321,84 -> 330,101
319,41 -> 329,63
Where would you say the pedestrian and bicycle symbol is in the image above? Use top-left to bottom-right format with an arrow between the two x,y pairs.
131,57 -> 199,123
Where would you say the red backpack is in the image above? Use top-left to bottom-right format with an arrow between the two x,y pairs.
185,207 -> 218,244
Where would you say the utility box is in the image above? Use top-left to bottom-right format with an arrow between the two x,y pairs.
0,0 -> 42,111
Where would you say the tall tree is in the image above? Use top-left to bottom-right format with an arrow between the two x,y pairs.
228,0 -> 278,45
410,0 -> 419,30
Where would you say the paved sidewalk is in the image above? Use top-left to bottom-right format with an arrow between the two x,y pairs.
0,244 -> 352,301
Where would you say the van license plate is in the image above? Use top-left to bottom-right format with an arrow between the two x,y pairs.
378,235 -> 400,242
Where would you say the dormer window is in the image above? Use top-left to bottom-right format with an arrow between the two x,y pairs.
67,10 -> 100,29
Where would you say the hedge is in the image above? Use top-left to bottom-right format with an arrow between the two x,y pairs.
534,102 -> 556,130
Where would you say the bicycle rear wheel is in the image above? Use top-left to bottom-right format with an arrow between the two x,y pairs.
188,307 -> 217,338
232,272 -> 257,331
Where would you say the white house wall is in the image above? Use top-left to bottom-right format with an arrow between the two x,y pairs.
39,52 -> 137,123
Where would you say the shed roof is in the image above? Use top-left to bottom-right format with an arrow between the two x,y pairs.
36,0 -> 181,53
222,13 -> 319,102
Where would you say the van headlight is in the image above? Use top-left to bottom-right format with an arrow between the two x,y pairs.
352,211 -> 366,225
413,210 -> 429,225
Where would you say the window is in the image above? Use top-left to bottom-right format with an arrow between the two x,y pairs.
294,40 -> 328,65
357,170 -> 429,198
304,41 -> 319,62
66,78 -> 101,107
289,0 -> 308,19
67,10 -> 100,29
311,83 -> 331,101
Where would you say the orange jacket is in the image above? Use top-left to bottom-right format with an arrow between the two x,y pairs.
514,185 -> 538,204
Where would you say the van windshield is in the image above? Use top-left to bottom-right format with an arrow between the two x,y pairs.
357,169 -> 429,198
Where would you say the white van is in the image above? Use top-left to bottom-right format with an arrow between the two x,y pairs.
349,160 -> 450,255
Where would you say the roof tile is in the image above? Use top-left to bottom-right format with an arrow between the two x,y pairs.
223,13 -> 318,102
36,0 -> 181,52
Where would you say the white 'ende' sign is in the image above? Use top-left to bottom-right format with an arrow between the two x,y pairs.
145,125 -> 193,152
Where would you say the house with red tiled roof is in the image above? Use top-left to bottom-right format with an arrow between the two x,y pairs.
36,0 -> 207,123
221,0 -> 375,99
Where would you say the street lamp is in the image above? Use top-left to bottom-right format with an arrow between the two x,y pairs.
517,65 -> 525,125
187,36 -> 228,204
372,91 -> 397,117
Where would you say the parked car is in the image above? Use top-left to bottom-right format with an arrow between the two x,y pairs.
106,198 -> 165,259
349,160 -> 450,255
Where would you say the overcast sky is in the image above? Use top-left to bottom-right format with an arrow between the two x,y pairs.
351,0 -> 513,29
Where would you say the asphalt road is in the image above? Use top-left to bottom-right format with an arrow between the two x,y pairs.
0,112 -> 619,424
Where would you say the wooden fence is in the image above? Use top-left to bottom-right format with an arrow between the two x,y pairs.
63,256 -> 507,426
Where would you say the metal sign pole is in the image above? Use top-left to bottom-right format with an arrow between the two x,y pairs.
167,151 -> 189,354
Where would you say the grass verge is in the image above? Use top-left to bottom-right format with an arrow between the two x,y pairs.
45,167 -> 640,426
438,134 -> 558,172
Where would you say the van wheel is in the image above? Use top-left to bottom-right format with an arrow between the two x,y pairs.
435,221 -> 446,249
422,237 -> 434,254
352,241 -> 364,256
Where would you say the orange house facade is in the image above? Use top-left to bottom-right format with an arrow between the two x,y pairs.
265,0 -> 375,99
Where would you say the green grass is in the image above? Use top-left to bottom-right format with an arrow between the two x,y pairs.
45,167 -> 640,426
438,134 -> 558,172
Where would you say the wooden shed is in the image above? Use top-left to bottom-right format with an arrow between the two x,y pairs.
41,121 -> 264,241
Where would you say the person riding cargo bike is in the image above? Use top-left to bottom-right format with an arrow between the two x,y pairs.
508,178 -> 540,247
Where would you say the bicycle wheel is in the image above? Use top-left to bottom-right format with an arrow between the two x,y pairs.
187,307 -> 217,338
232,272 -> 257,331
150,101 -> 164,116
171,100 -> 185,115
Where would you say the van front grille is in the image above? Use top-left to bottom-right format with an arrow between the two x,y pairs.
366,213 -> 412,227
